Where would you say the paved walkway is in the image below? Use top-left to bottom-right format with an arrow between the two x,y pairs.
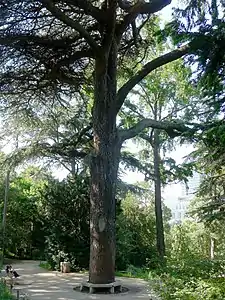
5,260 -> 158,300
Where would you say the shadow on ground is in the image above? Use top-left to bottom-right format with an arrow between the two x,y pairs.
4,261 -> 157,300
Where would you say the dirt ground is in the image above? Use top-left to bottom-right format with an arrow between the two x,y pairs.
1,260 -> 159,300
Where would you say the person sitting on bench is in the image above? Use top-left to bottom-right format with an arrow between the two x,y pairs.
5,265 -> 20,278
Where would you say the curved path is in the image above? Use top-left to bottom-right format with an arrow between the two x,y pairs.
6,260 -> 158,300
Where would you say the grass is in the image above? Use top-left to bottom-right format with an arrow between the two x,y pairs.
39,261 -> 52,270
116,268 -> 149,280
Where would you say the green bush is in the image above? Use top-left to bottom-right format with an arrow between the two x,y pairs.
116,265 -> 149,280
163,259 -> 225,279
150,259 -> 225,300
0,282 -> 14,300
152,275 -> 225,300
116,192 -> 157,270
39,261 -> 52,270
0,167 -> 49,260
43,176 -> 90,271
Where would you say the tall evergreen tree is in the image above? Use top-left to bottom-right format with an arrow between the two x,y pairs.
0,0 -> 220,284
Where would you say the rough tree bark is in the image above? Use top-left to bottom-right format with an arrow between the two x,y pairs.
89,41 -> 121,284
153,129 -> 165,259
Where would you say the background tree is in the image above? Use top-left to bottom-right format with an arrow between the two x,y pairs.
120,50 -> 197,259
0,98 -> 92,174
0,166 -> 51,259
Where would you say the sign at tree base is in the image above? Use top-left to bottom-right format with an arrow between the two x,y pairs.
60,262 -> 70,273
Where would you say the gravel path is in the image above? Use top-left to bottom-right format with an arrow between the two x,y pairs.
3,260 -> 158,300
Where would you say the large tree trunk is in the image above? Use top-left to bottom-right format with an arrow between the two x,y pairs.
89,43 -> 120,284
153,129 -> 165,259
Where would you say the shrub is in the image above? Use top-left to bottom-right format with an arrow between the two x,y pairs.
43,176 -> 90,271
0,282 -> 14,300
151,259 -> 225,300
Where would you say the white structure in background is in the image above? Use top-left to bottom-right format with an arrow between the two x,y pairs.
171,172 -> 202,223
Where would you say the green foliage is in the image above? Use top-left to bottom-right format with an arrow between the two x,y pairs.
1,167 -> 167,272
151,216 -> 225,300
42,176 -> 90,271
116,189 -> 171,270
151,259 -> 225,300
120,50 -> 198,184
39,261 -> 52,271
116,265 -> 149,280
168,220 -> 211,261
115,258 -> 225,300
0,166 -> 48,259
0,282 -> 14,300
154,275 -> 225,300
116,191 -> 157,269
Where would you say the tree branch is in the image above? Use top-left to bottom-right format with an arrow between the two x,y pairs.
64,0 -> 106,22
118,0 -> 131,11
119,118 -> 190,142
58,49 -> 94,66
0,34 -> 77,48
116,44 -> 191,113
102,0 -> 117,52
118,0 -> 172,13
116,0 -> 171,40
139,132 -> 154,147
132,0 -> 172,14
41,0 -> 99,51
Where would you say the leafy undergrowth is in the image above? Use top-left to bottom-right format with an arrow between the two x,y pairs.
0,282 -> 14,300
117,260 -> 225,300
39,261 -> 52,270
116,265 -> 149,280
40,258 -> 225,299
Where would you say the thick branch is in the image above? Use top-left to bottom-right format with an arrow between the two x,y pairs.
118,0 -> 131,11
119,118 -> 190,141
118,0 -> 171,13
116,0 -> 171,40
131,0 -> 172,14
102,0 -> 117,52
65,0 -> 106,22
116,44 -> 191,113
0,34 -> 77,48
41,0 -> 99,51
58,49 -> 94,66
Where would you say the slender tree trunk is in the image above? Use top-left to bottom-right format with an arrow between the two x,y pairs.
210,237 -> 215,259
1,170 -> 10,266
71,157 -> 76,175
89,43 -> 120,284
153,129 -> 165,259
